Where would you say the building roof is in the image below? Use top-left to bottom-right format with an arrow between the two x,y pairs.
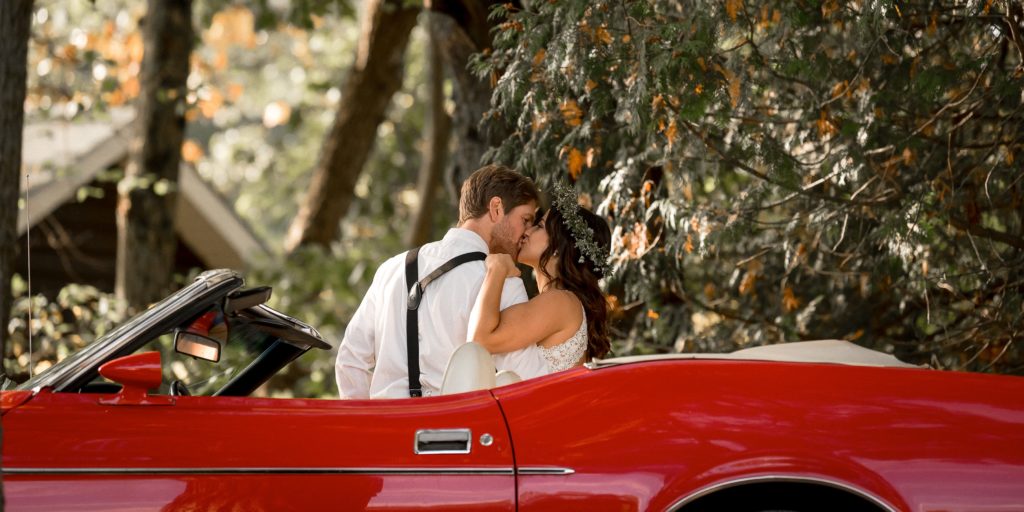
19,108 -> 268,270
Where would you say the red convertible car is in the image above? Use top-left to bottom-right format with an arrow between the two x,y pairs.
3,269 -> 1023,511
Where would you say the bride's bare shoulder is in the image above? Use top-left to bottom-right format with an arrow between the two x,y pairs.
532,289 -> 583,316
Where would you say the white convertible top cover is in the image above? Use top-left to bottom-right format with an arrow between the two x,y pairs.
589,339 -> 922,369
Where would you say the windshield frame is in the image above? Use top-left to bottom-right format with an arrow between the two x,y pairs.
18,270 -> 243,393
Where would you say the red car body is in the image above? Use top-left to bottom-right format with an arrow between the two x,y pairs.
3,271 -> 1023,511
5,359 -> 1024,511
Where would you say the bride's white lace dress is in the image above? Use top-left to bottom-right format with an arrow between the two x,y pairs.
539,309 -> 587,372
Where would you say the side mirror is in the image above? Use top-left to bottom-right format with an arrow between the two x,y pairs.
98,352 -> 173,406
174,330 -> 222,362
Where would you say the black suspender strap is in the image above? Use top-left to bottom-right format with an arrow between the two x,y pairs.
404,247 -> 422,397
404,248 -> 487,398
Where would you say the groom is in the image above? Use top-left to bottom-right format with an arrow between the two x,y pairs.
335,165 -> 549,398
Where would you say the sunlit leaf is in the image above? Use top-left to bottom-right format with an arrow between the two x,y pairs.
181,140 -> 204,163
567,147 -> 585,179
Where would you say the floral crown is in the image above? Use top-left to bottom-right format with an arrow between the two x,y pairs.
550,180 -> 611,277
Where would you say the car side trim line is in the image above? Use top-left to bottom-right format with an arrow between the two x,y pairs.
517,467 -> 575,475
2,467 -> 515,476
4,466 -> 577,476
665,475 -> 898,512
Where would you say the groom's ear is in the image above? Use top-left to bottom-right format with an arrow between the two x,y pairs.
488,197 -> 504,222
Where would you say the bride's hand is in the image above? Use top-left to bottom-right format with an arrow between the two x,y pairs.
485,254 -> 521,278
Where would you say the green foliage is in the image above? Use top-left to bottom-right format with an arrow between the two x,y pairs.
481,0 -> 1024,373
3,278 -> 126,383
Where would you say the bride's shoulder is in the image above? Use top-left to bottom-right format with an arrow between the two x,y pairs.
534,289 -> 583,313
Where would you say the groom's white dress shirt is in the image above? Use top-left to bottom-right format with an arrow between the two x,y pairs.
335,228 -> 550,399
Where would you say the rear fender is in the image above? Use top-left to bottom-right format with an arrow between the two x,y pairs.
667,456 -> 906,512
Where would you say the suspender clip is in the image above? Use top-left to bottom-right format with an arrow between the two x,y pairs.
408,282 -> 423,311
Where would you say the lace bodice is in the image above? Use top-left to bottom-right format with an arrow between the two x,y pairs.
539,308 -> 587,372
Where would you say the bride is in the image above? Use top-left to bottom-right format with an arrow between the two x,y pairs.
468,186 -> 612,372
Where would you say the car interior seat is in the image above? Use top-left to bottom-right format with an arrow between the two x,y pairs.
495,370 -> 522,386
441,342 -> 496,395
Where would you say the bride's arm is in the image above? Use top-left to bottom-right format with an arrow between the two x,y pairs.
469,254 -> 574,353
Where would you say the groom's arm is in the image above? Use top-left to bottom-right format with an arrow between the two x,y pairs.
335,262 -> 389,398
491,277 -> 550,379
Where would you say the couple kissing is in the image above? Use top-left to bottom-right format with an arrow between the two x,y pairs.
335,164 -> 611,399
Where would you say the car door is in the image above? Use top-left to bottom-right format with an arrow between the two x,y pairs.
3,389 -> 515,511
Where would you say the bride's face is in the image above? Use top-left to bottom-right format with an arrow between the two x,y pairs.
517,212 -> 550,267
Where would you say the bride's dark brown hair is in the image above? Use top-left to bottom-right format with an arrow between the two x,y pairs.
536,205 -> 612,360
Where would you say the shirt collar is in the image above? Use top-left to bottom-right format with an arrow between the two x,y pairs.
443,228 -> 489,252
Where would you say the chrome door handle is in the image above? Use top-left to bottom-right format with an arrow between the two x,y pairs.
415,429 -> 471,454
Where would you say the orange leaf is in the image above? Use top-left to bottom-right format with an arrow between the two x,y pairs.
665,119 -> 678,149
532,48 -> 546,67
782,286 -> 801,312
726,0 -> 743,21
559,99 -> 583,127
716,64 -> 740,108
206,6 -> 257,49
198,87 -> 224,118
567,147 -> 585,179
594,26 -> 613,45
647,309 -> 660,320
816,110 -> 837,138
106,89 -> 125,107
126,32 -> 144,64
739,272 -> 757,296
227,83 -> 244,102
684,233 -> 694,253
181,140 -> 204,163
703,282 -> 716,300
901,147 -> 915,166
213,49 -> 229,71
651,94 -> 665,111
122,77 -> 140,99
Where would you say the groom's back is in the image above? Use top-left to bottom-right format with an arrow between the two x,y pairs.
372,229 -> 490,397
337,228 -> 528,398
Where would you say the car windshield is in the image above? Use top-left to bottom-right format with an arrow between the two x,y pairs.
81,306 -> 281,396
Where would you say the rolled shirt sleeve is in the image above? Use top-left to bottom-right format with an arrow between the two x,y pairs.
335,266 -> 384,399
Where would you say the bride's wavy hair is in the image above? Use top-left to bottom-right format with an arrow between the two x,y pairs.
537,205 -> 612,360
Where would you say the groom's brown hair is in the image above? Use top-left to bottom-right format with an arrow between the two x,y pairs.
458,165 -> 539,223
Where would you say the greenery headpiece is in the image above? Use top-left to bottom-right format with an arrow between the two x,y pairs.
551,180 -> 611,277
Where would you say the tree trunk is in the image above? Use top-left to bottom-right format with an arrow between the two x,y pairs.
284,0 -> 420,252
406,17 -> 452,248
116,0 -> 192,312
0,0 -> 33,366
0,2 -> 31,503
428,1 -> 511,203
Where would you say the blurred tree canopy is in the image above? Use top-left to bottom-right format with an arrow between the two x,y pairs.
479,0 -> 1023,372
